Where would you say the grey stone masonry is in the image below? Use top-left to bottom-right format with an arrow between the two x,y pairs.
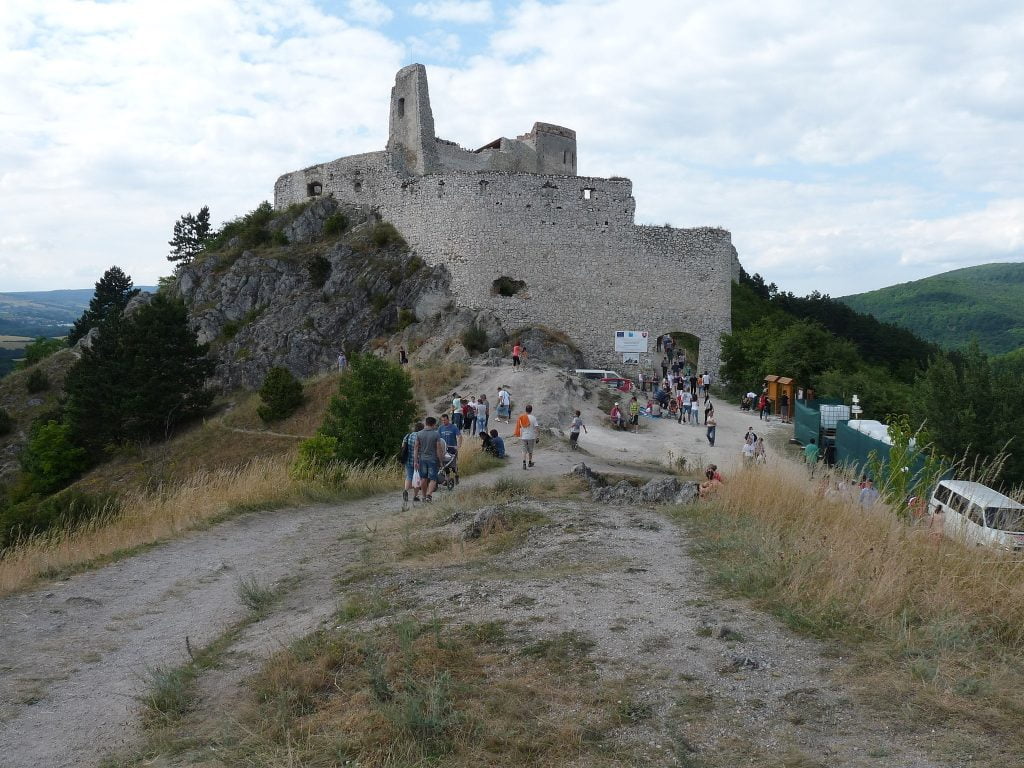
274,64 -> 737,377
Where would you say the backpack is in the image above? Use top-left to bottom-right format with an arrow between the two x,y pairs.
399,434 -> 411,464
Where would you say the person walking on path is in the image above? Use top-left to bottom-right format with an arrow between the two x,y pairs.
399,347 -> 408,365
569,410 -> 588,450
780,392 -> 790,423
661,357 -> 669,380
451,393 -> 463,430
337,351 -> 347,372
803,438 -> 820,477
859,478 -> 880,507
496,386 -> 511,423
401,421 -> 424,503
628,395 -> 640,433
438,413 -> 463,483
754,436 -> 767,464
706,414 -> 717,446
413,417 -> 446,503
477,394 -> 489,434
513,404 -> 539,469
512,341 -> 525,371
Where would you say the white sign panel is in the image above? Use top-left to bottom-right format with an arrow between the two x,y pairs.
614,330 -> 649,353
622,353 -> 640,364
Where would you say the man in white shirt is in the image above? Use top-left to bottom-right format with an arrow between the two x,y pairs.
513,404 -> 539,469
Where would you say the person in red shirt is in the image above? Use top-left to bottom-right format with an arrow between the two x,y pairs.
511,341 -> 525,371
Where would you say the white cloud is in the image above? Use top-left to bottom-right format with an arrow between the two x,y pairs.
2,0 -> 1024,298
410,1 -> 492,24
346,0 -> 394,25
0,0 -> 403,291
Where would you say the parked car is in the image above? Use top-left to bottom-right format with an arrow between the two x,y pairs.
574,368 -> 622,381
599,377 -> 633,392
929,479 -> 1024,551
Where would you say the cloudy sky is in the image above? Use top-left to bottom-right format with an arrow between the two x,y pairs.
2,0 -> 1022,296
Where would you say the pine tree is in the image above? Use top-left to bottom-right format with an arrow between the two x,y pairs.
168,205 -> 212,264
67,266 -> 139,345
64,294 -> 214,454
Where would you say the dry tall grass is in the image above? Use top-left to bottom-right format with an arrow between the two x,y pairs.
0,455 -> 400,596
672,461 -> 1024,761
409,360 -> 469,403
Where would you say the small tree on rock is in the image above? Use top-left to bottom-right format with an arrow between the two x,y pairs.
167,205 -> 212,264
318,355 -> 416,463
68,266 -> 139,346
258,367 -> 304,423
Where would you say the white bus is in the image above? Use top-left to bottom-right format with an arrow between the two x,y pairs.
929,480 -> 1024,551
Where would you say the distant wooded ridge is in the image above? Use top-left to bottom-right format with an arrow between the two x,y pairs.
0,287 -> 158,338
839,262 -> 1024,356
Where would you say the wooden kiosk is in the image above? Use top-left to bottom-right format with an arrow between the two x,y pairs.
763,375 -> 797,422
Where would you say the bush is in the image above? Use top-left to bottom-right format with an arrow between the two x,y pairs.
318,355 -> 417,463
369,222 -> 406,248
291,435 -> 346,484
257,367 -> 304,423
461,324 -> 489,355
19,337 -> 65,367
270,229 -> 289,246
0,488 -> 116,549
397,308 -> 416,330
204,202 -> 275,252
323,213 -> 348,236
26,368 -> 49,393
0,408 -> 12,436
492,276 -> 526,297
307,255 -> 331,288
19,421 -> 90,495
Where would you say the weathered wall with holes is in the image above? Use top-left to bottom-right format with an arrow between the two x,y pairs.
272,64 -> 735,377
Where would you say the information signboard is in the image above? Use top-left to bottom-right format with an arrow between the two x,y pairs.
614,330 -> 648,354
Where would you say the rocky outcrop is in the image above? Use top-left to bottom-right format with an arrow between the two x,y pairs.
571,463 -> 699,505
175,200 -> 453,390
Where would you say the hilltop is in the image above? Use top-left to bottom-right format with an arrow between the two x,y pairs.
839,262 -> 1024,355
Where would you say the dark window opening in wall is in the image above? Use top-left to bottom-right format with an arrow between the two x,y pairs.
563,150 -> 567,164
492,276 -> 527,297
397,97 -> 405,118
582,188 -> 594,200
604,220 -> 609,225
353,180 -> 362,192
307,182 -> 322,197
479,180 -> 489,193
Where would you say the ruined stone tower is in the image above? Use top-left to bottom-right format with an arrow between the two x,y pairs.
274,64 -> 736,376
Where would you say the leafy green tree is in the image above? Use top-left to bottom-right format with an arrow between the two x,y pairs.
318,355 -> 416,463
167,205 -> 212,263
258,366 -> 304,423
19,421 -> 89,495
17,337 -> 66,368
63,294 -> 214,455
68,266 -> 139,345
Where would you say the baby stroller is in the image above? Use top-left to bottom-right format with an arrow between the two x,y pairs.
439,445 -> 460,491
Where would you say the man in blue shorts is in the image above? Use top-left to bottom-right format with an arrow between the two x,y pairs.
413,416 -> 446,502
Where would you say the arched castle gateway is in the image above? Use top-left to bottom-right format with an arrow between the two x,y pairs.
274,64 -> 739,377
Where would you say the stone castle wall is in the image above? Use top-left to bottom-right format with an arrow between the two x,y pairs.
272,64 -> 735,377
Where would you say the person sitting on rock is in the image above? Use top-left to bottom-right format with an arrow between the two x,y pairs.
699,465 -> 724,498
610,402 -> 625,429
488,429 -> 506,458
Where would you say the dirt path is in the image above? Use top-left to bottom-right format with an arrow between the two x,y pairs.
0,361 -> 798,767
0,447 -> 620,768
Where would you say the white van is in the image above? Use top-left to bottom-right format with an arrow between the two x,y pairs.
574,369 -> 622,381
929,480 -> 1024,551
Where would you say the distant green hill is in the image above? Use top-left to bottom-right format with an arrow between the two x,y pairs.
839,263 -> 1024,355
0,287 -> 156,338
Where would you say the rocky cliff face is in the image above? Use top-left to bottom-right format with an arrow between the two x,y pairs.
175,199 -> 453,390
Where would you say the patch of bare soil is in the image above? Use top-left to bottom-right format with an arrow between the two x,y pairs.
337,497 -> 947,767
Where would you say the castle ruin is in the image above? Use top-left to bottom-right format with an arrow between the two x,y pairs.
274,64 -> 737,376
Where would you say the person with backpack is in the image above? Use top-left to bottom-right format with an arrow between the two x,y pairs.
401,421 -> 424,503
